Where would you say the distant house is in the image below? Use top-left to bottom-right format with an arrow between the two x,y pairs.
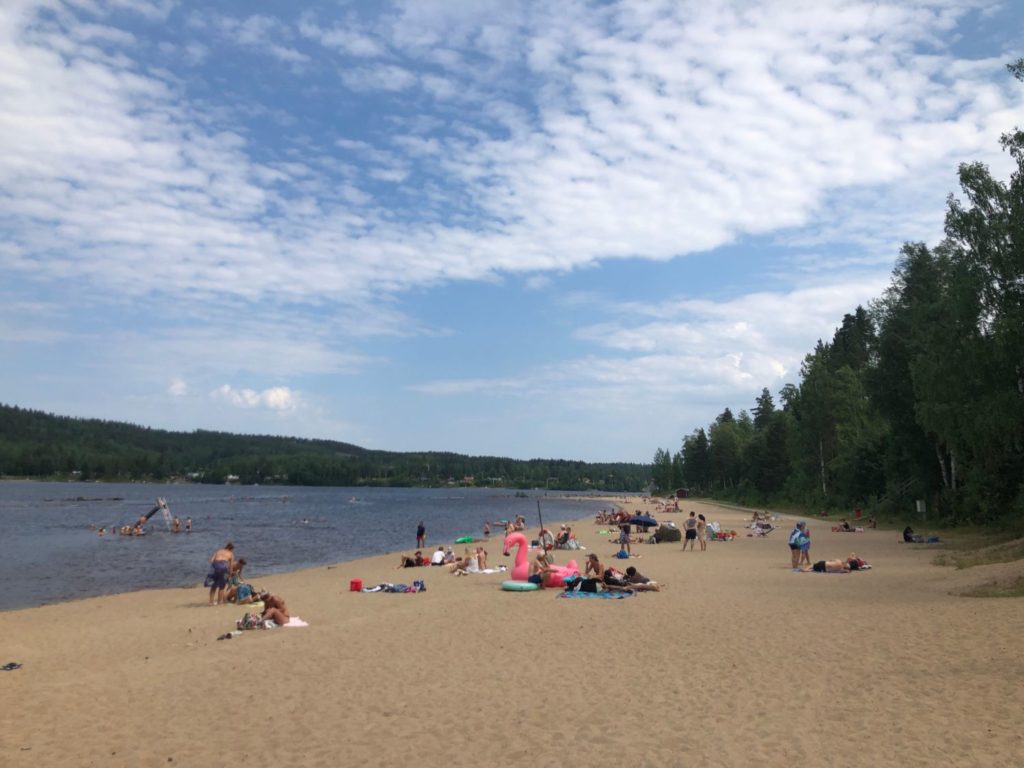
674,488 -> 689,498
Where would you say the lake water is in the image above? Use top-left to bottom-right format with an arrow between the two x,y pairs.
0,481 -> 626,611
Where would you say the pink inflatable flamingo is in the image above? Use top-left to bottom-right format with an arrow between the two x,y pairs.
502,531 -> 530,581
503,531 -> 581,586
542,560 -> 580,588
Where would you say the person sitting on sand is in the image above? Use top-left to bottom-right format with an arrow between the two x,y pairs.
903,526 -> 925,543
624,566 -> 662,591
223,558 -> 248,602
259,592 -> 290,626
397,551 -> 424,568
450,549 -> 480,574
804,559 -> 850,573
527,553 -> 556,587
837,519 -> 854,532
584,553 -> 603,578
430,547 -> 446,566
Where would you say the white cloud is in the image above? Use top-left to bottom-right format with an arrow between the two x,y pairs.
2,0 -> 1018,310
211,384 -> 300,411
167,377 -> 187,396
340,64 -> 417,91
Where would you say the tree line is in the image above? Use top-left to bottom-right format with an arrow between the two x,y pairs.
652,61 -> 1024,526
0,403 -> 650,491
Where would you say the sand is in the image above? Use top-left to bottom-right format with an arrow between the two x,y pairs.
1,498 -> 1022,768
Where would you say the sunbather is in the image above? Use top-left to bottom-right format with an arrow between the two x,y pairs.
259,592 -> 290,626
624,566 -> 662,591
903,526 -> 925,543
846,553 -> 871,570
803,559 -> 850,573
397,551 -> 425,568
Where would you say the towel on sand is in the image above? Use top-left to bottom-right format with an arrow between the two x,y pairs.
284,617 -> 308,628
557,590 -> 634,599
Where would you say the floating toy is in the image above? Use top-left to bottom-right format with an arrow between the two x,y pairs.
454,536 -> 474,544
501,580 -> 539,592
541,560 -> 580,588
502,531 -> 530,581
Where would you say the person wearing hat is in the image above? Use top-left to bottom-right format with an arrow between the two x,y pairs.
788,522 -> 808,570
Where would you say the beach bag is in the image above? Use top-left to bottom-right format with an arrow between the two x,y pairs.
236,612 -> 262,630
412,580 -> 426,592
615,549 -> 630,559
203,572 -> 216,588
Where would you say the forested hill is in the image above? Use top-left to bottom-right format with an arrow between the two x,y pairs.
0,403 -> 649,491
650,67 -> 1024,526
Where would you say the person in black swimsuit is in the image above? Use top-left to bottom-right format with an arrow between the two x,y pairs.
683,511 -> 698,551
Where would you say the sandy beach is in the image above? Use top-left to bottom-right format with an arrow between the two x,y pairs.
2,497 -> 1022,768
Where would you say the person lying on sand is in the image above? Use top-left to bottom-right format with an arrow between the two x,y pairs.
624,566 -> 662,591
803,559 -> 850,573
846,553 -> 871,570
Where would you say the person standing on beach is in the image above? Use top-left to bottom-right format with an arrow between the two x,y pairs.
697,514 -> 707,551
788,522 -> 807,569
208,543 -> 235,605
799,524 -> 812,567
483,520 -> 491,538
682,511 -> 698,551
416,521 -> 426,548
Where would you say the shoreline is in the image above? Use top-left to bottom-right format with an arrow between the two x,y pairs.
2,497 -> 1022,767
0,494 -> 629,615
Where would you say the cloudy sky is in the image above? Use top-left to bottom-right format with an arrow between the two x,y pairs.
1,0 -> 1021,463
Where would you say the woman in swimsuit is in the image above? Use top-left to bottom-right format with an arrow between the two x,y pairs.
261,593 -> 290,626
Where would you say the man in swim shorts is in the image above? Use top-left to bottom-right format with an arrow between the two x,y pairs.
806,559 -> 849,573
683,511 -> 698,551
208,542 -> 235,605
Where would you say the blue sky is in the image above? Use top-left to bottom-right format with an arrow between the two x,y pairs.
1,0 -> 1022,463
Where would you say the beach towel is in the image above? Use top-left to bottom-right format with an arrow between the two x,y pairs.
361,583 -> 424,593
284,617 -> 308,628
557,590 -> 634,599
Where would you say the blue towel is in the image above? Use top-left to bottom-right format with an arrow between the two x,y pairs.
557,590 -> 634,599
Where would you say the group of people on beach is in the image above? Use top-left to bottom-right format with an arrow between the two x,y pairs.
205,541 -> 290,627
788,519 -> 875,572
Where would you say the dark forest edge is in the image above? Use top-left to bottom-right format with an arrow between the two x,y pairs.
651,60 -> 1024,532
0,403 -> 650,492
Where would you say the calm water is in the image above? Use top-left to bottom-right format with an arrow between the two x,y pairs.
0,481 -> 624,611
